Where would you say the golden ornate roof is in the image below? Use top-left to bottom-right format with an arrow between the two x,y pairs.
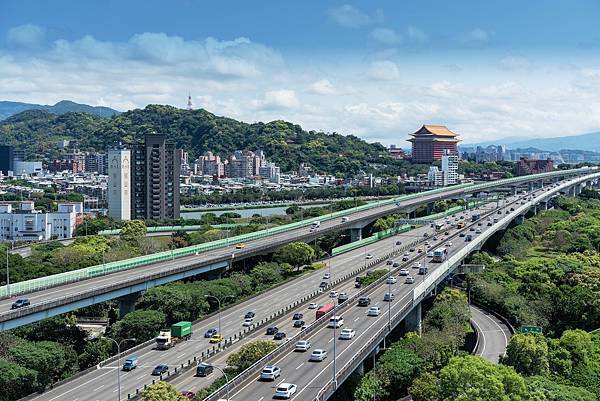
409,124 -> 459,138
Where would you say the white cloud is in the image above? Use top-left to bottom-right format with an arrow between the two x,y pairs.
6,24 -> 46,49
457,28 -> 491,47
329,5 -> 383,28
310,79 -> 337,95
499,55 -> 531,70
254,89 -> 300,110
367,60 -> 400,81
369,28 -> 403,45
407,26 -> 428,45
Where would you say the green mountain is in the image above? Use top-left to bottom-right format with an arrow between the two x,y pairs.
0,100 -> 120,121
0,105 -> 393,176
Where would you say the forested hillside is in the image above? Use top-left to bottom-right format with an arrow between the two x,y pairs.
0,105 -> 407,176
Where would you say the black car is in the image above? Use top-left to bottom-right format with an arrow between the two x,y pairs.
354,282 -> 362,288
393,262 -> 400,267
319,282 -> 328,289
459,233 -> 465,237
402,256 -> 409,261
274,332 -> 287,340
386,259 -> 393,265
196,363 -> 213,377
244,311 -> 255,319
266,327 -> 279,335
152,364 -> 169,376
293,320 -> 305,328
204,328 -> 218,338
357,297 -> 371,306
292,313 -> 303,320
395,241 -> 402,245
11,299 -> 30,309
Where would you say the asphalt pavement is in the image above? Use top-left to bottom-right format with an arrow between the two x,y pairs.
470,305 -> 512,363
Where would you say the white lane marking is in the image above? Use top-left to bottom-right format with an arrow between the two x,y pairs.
176,353 -> 186,359
42,368 -> 115,401
327,338 -> 333,343
471,313 -> 487,357
478,308 -> 510,355
258,397 -> 264,401
354,317 -> 360,322
295,363 -> 304,370
93,385 -> 104,392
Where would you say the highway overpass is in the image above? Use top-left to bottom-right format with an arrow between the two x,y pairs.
1,167 -> 597,331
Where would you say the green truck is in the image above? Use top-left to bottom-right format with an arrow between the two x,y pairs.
155,321 -> 193,350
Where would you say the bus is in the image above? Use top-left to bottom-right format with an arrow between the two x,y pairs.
435,222 -> 445,231
432,248 -> 448,262
316,303 -> 335,319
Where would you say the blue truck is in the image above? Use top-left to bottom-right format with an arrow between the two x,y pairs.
122,356 -> 138,371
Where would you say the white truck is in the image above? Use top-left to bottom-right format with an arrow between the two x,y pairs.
155,330 -> 173,350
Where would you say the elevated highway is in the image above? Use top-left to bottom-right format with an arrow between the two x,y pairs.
1,168 -> 597,331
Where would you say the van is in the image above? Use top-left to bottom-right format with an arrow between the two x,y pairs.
196,362 -> 214,377
328,315 -> 344,328
418,266 -> 428,275
122,356 -> 138,371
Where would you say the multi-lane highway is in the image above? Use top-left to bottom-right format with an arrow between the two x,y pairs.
203,184 -> 557,401
2,167 -> 594,327
471,305 -> 512,363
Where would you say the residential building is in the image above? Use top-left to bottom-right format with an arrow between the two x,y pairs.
85,152 -> 108,174
131,133 -> 181,220
515,157 -> 554,176
12,161 -> 43,175
0,145 -> 24,175
441,150 -> 459,185
227,150 -> 265,178
107,145 -> 131,220
259,162 -> 281,183
194,151 -> 225,178
427,166 -> 443,186
407,125 -> 460,163
0,201 -> 81,242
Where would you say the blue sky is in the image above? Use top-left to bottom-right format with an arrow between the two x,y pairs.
2,0 -> 600,145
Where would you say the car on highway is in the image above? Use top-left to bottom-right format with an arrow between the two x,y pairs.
446,242 -> 453,247
339,328 -> 356,340
11,299 -> 30,309
384,292 -> 395,301
152,364 -> 169,376
244,311 -> 255,319
396,241 -> 402,245
260,365 -> 281,381
386,259 -> 393,265
328,315 -> 344,328
386,276 -> 397,284
293,320 -> 305,328
367,306 -> 381,316
399,268 -> 409,276
180,391 -> 195,400
366,253 -> 373,259
204,328 -> 218,338
338,292 -> 349,303
409,247 -> 415,252
487,222 -> 493,226
402,256 -> 409,261
274,331 -> 287,340
459,233 -> 465,237
242,318 -> 253,326
235,243 -> 246,249
209,334 -> 223,343
292,312 -> 304,320
405,276 -> 415,284
392,262 -> 400,267
413,262 -> 421,269
341,217 -> 349,222
357,297 -> 371,306
274,383 -> 297,399
433,236 -> 438,240
319,281 -> 328,289
322,272 -> 331,280
476,229 -> 482,234
308,302 -> 318,309
417,248 -> 423,253
309,349 -> 328,362
444,231 -> 450,236
295,340 -> 311,352
122,356 -> 138,371
427,251 -> 434,257
196,362 -> 213,377
329,290 -> 338,298
266,326 -> 279,335
470,227 -> 475,231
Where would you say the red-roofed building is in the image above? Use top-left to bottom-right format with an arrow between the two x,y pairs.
407,125 -> 460,163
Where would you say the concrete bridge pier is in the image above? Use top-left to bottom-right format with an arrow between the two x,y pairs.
405,302 -> 422,336
515,215 -> 525,225
118,292 -> 142,319
350,227 -> 362,242
426,202 -> 435,215
539,202 -> 548,211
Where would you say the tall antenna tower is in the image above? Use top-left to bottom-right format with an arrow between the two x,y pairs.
187,93 -> 193,110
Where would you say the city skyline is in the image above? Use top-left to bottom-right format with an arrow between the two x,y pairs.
2,1 -> 600,145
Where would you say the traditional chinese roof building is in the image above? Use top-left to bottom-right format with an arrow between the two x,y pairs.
407,125 -> 460,163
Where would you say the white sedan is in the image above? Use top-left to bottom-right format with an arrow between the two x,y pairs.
309,349 -> 328,362
308,302 -> 318,309
366,253 -> 374,259
329,291 -> 338,298
274,383 -> 297,399
367,307 -> 381,316
399,268 -> 409,276
242,318 -> 253,326
386,276 -> 397,284
339,328 -> 356,340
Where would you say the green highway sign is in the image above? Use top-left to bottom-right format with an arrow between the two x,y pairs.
519,325 -> 543,334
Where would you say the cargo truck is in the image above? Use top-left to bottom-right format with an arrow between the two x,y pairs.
155,321 -> 193,350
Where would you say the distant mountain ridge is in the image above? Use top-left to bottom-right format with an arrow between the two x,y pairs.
0,100 -> 120,120
464,131 -> 600,152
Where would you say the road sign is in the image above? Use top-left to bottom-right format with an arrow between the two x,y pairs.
519,325 -> 543,334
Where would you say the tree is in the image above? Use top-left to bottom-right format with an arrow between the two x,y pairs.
249,262 -> 284,289
410,372 -> 441,401
559,329 -> 592,368
526,375 -> 596,401
110,309 -> 165,344
78,338 -> 113,369
141,381 -> 187,401
0,358 -> 38,401
353,371 -> 385,401
273,242 -> 316,270
120,220 -> 147,243
9,341 -> 78,388
501,334 -> 549,376
226,340 -> 278,372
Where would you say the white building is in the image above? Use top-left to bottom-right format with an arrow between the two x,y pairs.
107,147 -> 131,220
441,150 -> 459,186
0,201 -> 80,242
428,166 -> 444,186
259,162 -> 281,183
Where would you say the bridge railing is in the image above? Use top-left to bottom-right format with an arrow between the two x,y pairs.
0,168 -> 592,298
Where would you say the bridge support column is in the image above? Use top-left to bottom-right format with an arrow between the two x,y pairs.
512,186 -> 518,195
426,202 -> 435,215
515,215 -> 525,225
355,361 -> 365,375
405,302 -> 422,336
539,202 -> 547,211
350,227 -> 362,242
569,186 -> 577,197
118,292 -> 141,319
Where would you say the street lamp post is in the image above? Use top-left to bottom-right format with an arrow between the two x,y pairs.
102,337 -> 136,401
205,295 -> 231,346
5,245 -> 10,297
330,261 -> 338,390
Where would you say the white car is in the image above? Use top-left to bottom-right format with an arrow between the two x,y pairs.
367,306 -> 381,316
366,253 -> 373,259
295,340 -> 311,352
310,349 -> 328,362
399,268 -> 409,276
329,290 -> 338,298
384,292 -> 395,302
274,383 -> 297,399
242,318 -> 253,326
405,276 -> 415,284
308,302 -> 318,309
413,262 -> 421,269
446,242 -> 453,247
339,328 -> 356,340
260,365 -> 281,381
427,251 -> 434,257
386,276 -> 397,284
322,272 -> 330,280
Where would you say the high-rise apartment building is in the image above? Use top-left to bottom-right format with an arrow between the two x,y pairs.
195,151 -> 225,177
441,150 -> 459,186
227,150 -> 265,178
131,133 -> 180,220
107,145 -> 131,220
